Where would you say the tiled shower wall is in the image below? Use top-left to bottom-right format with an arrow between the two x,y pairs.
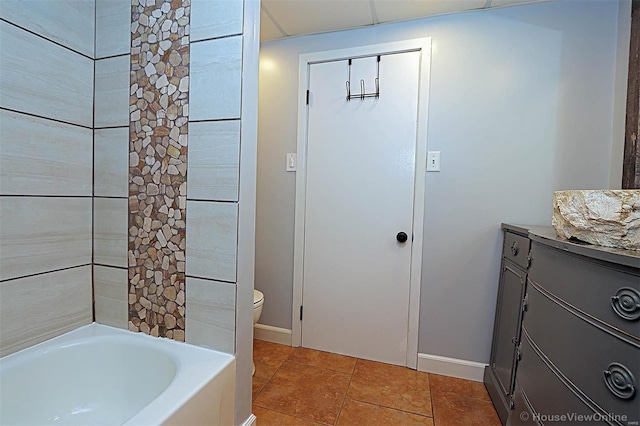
0,1 -> 94,357
184,0 -> 244,352
0,0 -> 246,358
93,0 -> 132,330
93,0 -> 245,354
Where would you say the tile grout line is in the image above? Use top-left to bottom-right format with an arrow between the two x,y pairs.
429,372 -> 497,402
91,2 -> 97,324
252,343 -> 498,425
332,358 -> 359,425
252,345 -> 294,407
0,264 -> 92,283
253,346 -> 333,424
428,373 -> 437,425
0,106 -> 92,130
0,17 -> 94,60
260,353 -> 357,425
338,359 -> 437,420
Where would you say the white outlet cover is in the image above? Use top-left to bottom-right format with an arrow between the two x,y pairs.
286,153 -> 297,172
427,151 -> 441,172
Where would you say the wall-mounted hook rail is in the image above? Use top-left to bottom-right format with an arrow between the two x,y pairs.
346,55 -> 381,101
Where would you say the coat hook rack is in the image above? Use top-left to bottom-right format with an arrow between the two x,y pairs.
346,56 -> 380,101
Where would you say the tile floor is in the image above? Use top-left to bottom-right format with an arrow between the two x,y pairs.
252,340 -> 501,426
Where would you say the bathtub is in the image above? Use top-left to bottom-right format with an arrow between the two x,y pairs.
0,323 -> 236,425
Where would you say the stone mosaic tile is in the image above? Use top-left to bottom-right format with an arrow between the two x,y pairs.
128,0 -> 190,341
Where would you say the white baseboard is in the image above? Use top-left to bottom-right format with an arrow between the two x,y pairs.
241,413 -> 257,426
417,353 -> 487,382
253,323 -> 292,346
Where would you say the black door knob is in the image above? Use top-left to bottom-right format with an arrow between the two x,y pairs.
396,232 -> 408,243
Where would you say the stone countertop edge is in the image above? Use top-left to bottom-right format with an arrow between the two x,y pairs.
501,223 -> 640,269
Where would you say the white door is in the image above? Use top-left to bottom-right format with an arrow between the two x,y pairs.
301,51 -> 422,366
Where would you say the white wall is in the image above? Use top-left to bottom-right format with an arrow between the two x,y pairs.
256,0 -> 627,363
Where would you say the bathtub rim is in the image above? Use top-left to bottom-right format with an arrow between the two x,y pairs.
0,322 -> 236,425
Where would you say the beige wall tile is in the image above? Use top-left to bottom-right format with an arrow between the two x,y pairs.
0,0 -> 95,58
185,277 -> 236,353
186,201 -> 238,282
94,265 -> 128,329
94,127 -> 129,197
187,120 -> 240,201
0,197 -> 92,281
0,21 -> 93,127
0,266 -> 92,357
190,36 -> 242,121
95,55 -> 130,128
0,110 -> 92,196
191,0 -> 243,42
94,197 -> 128,268
96,0 -> 131,58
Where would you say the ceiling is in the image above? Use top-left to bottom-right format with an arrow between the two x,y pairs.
260,0 -> 548,42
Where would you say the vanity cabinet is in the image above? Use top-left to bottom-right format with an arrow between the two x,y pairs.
515,232 -> 640,426
485,224 -> 531,425
486,225 -> 640,426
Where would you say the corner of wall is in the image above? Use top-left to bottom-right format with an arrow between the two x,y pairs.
235,0 -> 261,422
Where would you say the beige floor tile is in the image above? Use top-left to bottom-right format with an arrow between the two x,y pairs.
347,359 -> 432,417
354,359 -> 428,382
252,375 -> 268,401
252,344 -> 500,426
288,347 -> 357,374
253,339 -> 294,379
254,360 -> 352,425
337,399 -> 434,426
429,374 -> 491,402
253,405 -> 324,425
432,392 -> 501,426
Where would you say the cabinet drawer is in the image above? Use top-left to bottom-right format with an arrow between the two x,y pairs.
525,282 -> 640,424
529,243 -> 640,340
517,331 -> 608,425
510,385 -> 539,426
503,232 -> 531,269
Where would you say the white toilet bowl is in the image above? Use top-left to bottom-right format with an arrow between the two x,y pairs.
253,290 -> 264,376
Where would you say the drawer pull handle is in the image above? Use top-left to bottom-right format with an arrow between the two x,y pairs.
611,287 -> 640,321
510,241 -> 519,256
603,363 -> 636,400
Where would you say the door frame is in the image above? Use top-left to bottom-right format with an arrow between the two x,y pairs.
291,39 -> 432,369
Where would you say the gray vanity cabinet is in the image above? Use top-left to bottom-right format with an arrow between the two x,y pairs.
485,225 -> 531,425
514,235 -> 640,426
486,225 -> 640,426
493,264 -> 525,395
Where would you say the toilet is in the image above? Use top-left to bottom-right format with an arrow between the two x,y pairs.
252,289 -> 264,376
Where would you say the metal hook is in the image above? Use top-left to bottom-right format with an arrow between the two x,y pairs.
345,56 -> 381,102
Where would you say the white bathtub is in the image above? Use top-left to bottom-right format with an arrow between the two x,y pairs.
0,323 -> 236,425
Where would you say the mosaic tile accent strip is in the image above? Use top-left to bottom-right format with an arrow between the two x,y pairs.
128,0 -> 190,341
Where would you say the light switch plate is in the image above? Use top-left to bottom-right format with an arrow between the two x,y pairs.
286,153 -> 297,172
427,151 -> 441,172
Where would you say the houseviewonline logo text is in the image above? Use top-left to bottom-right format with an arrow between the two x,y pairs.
519,411 -> 633,424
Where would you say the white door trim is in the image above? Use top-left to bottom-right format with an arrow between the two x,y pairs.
292,38 -> 432,369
